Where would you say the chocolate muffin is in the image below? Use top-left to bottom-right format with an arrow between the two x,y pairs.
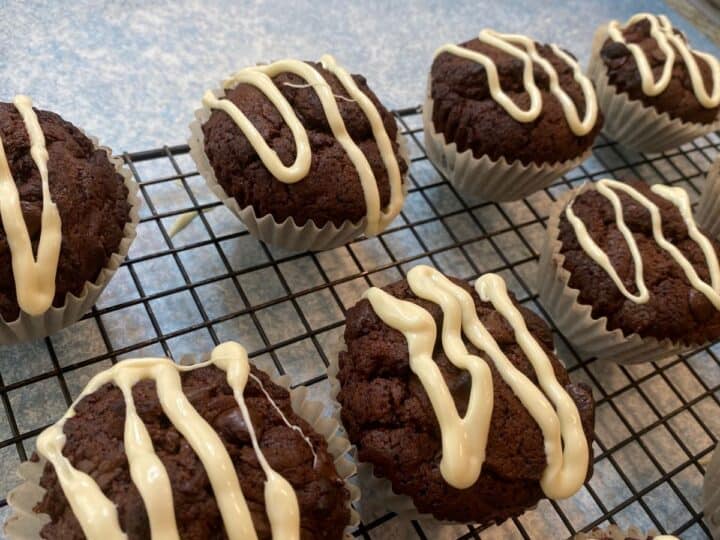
429,35 -> 602,165
0,97 -> 132,323
192,54 -> 407,249
599,14 -> 719,125
27,342 -> 350,539
336,265 -> 595,524
557,179 -> 720,345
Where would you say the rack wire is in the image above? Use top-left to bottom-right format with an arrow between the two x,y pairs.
1,106 -> 719,539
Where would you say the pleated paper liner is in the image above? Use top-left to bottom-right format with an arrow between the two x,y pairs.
0,138 -> 141,345
703,444 -> 720,540
327,337 -> 539,540
188,85 -> 410,253
696,156 -> 720,239
587,23 -> 720,155
537,186 -> 705,364
4,350 -> 360,539
422,92 -> 593,203
573,524 -> 673,539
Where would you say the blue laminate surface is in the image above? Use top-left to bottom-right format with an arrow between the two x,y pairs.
1,0 -> 718,153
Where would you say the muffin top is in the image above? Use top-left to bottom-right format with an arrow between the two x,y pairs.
600,13 -> 720,124
201,55 -> 407,234
558,179 -> 720,344
0,96 -> 130,322
429,30 -> 603,165
33,342 -> 350,540
337,265 -> 594,524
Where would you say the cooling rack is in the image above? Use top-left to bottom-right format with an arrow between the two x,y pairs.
0,106 -> 719,540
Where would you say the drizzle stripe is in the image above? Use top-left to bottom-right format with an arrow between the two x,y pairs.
153,362 -> 256,540
0,95 -> 62,316
117,376 -> 179,540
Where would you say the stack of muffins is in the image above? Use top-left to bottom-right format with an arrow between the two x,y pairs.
2,9 -> 720,540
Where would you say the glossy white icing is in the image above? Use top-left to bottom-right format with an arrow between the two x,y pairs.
0,95 -> 62,316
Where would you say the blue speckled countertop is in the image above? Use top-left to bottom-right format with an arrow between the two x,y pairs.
1,0 -> 718,153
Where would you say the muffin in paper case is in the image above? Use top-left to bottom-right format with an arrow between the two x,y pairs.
4,347 -> 360,539
422,92 -> 592,203
587,23 -> 720,154
189,86 -> 409,253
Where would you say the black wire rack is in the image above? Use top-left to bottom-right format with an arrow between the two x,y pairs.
1,106 -> 719,540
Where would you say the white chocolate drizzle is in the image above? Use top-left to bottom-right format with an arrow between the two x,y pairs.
0,95 -> 62,316
565,179 -> 720,309
435,30 -> 598,136
607,13 -> 720,108
202,54 -> 404,236
36,341 -> 312,540
167,210 -> 198,238
364,265 -> 588,499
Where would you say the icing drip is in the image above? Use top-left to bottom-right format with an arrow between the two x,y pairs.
0,95 -> 62,316
202,54 -> 404,236
435,30 -> 598,136
364,265 -> 588,499
565,179 -> 720,309
607,13 -> 720,108
36,341 -> 311,540
167,210 -> 198,238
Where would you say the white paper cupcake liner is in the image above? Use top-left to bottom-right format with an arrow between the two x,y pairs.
703,445 -> 720,539
327,338 -> 538,538
422,92 -> 593,202
4,351 -> 360,539
188,86 -> 409,253
537,186 -> 703,364
573,524 -> 667,539
0,138 -> 140,345
696,156 -> 720,239
587,24 -> 720,155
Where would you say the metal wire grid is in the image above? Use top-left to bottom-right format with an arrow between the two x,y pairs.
0,107 -> 719,540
